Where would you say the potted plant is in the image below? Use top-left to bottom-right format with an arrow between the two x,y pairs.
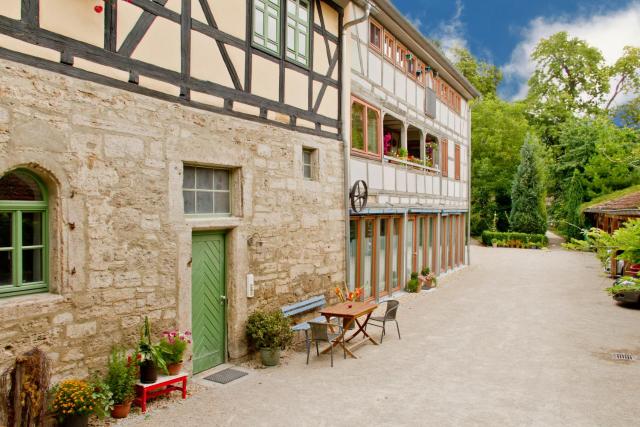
246,310 -> 294,367
105,347 -> 137,419
159,330 -> 191,375
419,267 -> 437,289
406,272 -> 420,293
136,316 -> 167,383
50,378 -> 112,427
398,147 -> 408,159
491,238 -> 498,248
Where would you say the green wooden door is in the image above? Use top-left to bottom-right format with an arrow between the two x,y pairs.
192,232 -> 226,374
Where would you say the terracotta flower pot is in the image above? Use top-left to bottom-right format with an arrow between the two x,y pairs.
61,414 -> 89,427
110,401 -> 132,419
167,361 -> 183,375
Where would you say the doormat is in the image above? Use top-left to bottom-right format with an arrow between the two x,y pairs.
203,368 -> 248,384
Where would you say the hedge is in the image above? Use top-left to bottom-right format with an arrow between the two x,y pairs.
481,231 -> 548,247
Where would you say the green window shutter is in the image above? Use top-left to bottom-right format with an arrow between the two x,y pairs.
253,0 -> 281,55
285,0 -> 310,67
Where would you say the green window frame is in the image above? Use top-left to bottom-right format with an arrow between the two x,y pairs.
285,0 -> 310,67
253,0 -> 281,56
0,169 -> 49,298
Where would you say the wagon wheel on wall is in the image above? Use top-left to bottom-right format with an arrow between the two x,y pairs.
350,180 -> 368,213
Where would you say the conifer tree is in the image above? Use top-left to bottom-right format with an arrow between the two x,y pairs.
561,170 -> 585,240
509,136 -> 547,234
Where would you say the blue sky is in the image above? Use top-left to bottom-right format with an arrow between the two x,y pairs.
392,0 -> 640,101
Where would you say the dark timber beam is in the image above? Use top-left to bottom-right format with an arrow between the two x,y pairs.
104,0 -> 117,52
0,16 -> 338,128
244,0 -> 253,92
0,46 -> 340,140
21,0 -> 39,27
198,0 -> 242,91
118,0 -> 168,57
180,0 -> 191,99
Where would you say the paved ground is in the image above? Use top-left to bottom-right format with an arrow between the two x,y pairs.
120,244 -> 640,427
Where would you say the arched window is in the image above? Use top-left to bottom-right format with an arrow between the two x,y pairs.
0,170 -> 48,297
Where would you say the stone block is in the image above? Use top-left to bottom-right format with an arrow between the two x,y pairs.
52,312 -> 73,325
67,321 -> 97,339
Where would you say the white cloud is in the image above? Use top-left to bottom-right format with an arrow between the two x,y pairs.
429,0 -> 468,60
502,2 -> 640,105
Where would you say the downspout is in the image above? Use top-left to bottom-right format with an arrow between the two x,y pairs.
342,2 -> 371,291
466,103 -> 472,265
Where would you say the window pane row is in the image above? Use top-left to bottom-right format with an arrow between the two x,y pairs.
254,0 -> 310,66
351,99 -> 380,156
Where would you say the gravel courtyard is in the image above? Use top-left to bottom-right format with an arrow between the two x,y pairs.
121,243 -> 640,427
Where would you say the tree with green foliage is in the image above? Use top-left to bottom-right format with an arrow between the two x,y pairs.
560,170 -> 584,240
526,33 -> 640,145
509,136 -> 547,234
616,96 -> 640,129
452,47 -> 502,98
469,98 -> 532,234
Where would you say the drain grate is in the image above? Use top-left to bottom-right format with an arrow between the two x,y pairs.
612,353 -> 635,361
203,368 -> 248,384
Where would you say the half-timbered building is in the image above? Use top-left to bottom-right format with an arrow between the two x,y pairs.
343,1 -> 480,300
0,0 -> 345,377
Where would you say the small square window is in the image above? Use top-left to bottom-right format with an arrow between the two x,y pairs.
183,165 -> 231,216
302,148 -> 317,180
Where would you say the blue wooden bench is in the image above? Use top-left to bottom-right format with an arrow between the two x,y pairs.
282,295 -> 329,345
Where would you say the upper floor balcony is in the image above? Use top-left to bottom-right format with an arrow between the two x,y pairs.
349,97 -> 468,211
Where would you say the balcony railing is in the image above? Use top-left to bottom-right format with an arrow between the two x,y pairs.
383,155 -> 440,174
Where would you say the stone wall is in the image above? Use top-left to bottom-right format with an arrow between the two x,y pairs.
0,58 -> 345,380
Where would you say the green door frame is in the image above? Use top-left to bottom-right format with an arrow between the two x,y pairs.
191,231 -> 227,374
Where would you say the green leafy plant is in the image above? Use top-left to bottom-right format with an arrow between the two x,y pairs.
406,272 -> 420,292
246,310 -> 294,350
137,316 -> 167,374
564,219 -> 640,266
605,276 -> 640,296
398,147 -> 408,158
481,231 -> 548,247
509,136 -> 547,234
50,377 -> 112,422
159,330 -> 191,364
105,347 -> 137,405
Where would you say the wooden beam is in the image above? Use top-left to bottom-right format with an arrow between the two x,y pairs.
118,0 -> 168,57
312,48 -> 339,113
244,0 -> 253,92
278,3 -> 285,103
104,0 -> 117,52
313,24 -> 338,44
21,0 -> 39,27
0,16 -> 339,128
198,0 -> 242,91
180,0 -> 191,99
315,0 -> 332,65
308,0 -> 315,111
0,46 -> 340,140
337,10 -> 343,138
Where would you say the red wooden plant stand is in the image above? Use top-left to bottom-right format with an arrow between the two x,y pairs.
133,373 -> 188,413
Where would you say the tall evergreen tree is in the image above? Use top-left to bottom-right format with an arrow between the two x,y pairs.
509,136 -> 547,234
561,170 -> 585,240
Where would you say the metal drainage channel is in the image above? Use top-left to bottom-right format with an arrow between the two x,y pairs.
611,353 -> 636,361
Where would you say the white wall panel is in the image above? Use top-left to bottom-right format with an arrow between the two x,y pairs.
350,158 -> 367,183
382,62 -> 394,92
368,53 -> 382,85
368,163 -> 383,189
396,169 -> 407,192
407,171 -> 417,193
383,164 -> 396,191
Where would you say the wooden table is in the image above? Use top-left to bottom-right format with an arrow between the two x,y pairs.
319,301 -> 379,359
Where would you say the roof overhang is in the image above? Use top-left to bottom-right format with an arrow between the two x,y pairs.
352,0 -> 481,100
